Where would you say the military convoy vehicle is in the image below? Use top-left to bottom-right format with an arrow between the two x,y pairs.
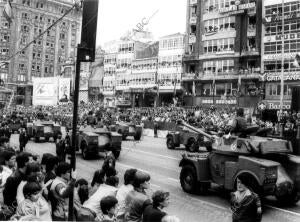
109,122 -> 142,140
178,120 -> 300,205
166,123 -> 212,152
69,126 -> 122,159
27,120 -> 62,142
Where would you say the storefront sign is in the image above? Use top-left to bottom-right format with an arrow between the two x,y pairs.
266,72 -> 300,81
263,52 -> 297,60
202,99 -> 213,104
263,100 -> 291,110
216,99 -> 237,105
219,2 -> 255,14
265,12 -> 300,23
265,33 -> 300,42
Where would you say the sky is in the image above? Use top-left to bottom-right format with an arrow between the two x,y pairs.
96,0 -> 187,47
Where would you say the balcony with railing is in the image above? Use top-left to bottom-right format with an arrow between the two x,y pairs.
247,25 -> 256,37
241,47 -> 259,56
190,16 -> 197,25
189,34 -> 196,44
190,0 -> 197,5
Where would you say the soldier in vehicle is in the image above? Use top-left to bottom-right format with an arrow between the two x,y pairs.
230,108 -> 247,136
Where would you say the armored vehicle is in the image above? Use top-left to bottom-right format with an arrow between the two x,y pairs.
179,121 -> 300,205
166,122 -> 212,152
69,126 -> 122,159
109,122 -> 142,140
27,120 -> 62,142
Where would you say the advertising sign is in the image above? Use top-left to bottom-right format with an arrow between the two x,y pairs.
58,78 -> 71,102
263,100 -> 291,110
219,2 -> 255,14
265,11 -> 300,23
264,33 -> 300,42
32,77 -> 59,106
265,72 -> 300,81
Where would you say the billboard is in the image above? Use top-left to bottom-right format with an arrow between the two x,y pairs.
58,78 -> 71,102
32,77 -> 59,106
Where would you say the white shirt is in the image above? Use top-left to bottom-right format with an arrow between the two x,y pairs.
17,181 -> 26,205
116,184 -> 133,216
0,166 -> 12,187
83,184 -> 117,216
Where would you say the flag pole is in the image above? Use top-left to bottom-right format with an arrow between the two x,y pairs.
279,0 -> 285,114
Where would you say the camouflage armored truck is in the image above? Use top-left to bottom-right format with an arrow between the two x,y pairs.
179,121 -> 300,205
27,120 -> 62,142
69,126 -> 122,159
109,122 -> 142,140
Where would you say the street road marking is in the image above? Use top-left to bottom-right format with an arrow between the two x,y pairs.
122,147 -> 181,161
168,177 -> 180,183
25,142 -> 300,217
264,204 -> 300,217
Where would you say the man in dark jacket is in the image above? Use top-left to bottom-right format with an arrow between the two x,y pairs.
56,135 -> 66,162
19,128 -> 29,152
3,152 -> 31,208
143,190 -> 169,222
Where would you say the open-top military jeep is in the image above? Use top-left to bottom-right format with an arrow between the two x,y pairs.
69,126 -> 122,159
179,120 -> 300,205
27,120 -> 62,142
109,122 -> 142,140
166,122 -> 211,152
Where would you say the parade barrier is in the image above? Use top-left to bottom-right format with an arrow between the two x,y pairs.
143,120 -> 179,131
142,128 -> 169,138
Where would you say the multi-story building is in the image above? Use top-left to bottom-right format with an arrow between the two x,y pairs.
130,42 -> 159,107
114,40 -> 149,107
0,0 -> 81,105
183,0 -> 262,107
157,33 -> 185,105
102,40 -> 119,106
262,0 -> 300,112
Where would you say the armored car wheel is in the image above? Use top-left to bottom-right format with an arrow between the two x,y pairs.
185,138 -> 199,152
166,137 -> 175,149
180,165 -> 197,194
112,150 -> 120,159
134,133 -> 141,141
81,142 -> 89,160
276,189 -> 299,205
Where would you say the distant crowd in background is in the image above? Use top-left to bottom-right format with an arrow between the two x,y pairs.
1,103 -> 299,136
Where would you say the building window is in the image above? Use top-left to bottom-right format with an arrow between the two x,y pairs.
203,59 -> 235,75
204,38 -> 235,54
1,48 -> 9,55
21,25 -> 29,32
0,73 -> 8,82
268,84 -> 291,96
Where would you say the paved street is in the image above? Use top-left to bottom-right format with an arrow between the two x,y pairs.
10,134 -> 300,222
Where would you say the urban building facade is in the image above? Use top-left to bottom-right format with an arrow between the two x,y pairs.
157,33 -> 185,105
262,0 -> 300,111
101,33 -> 185,107
183,0 -> 263,108
0,0 -> 81,105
